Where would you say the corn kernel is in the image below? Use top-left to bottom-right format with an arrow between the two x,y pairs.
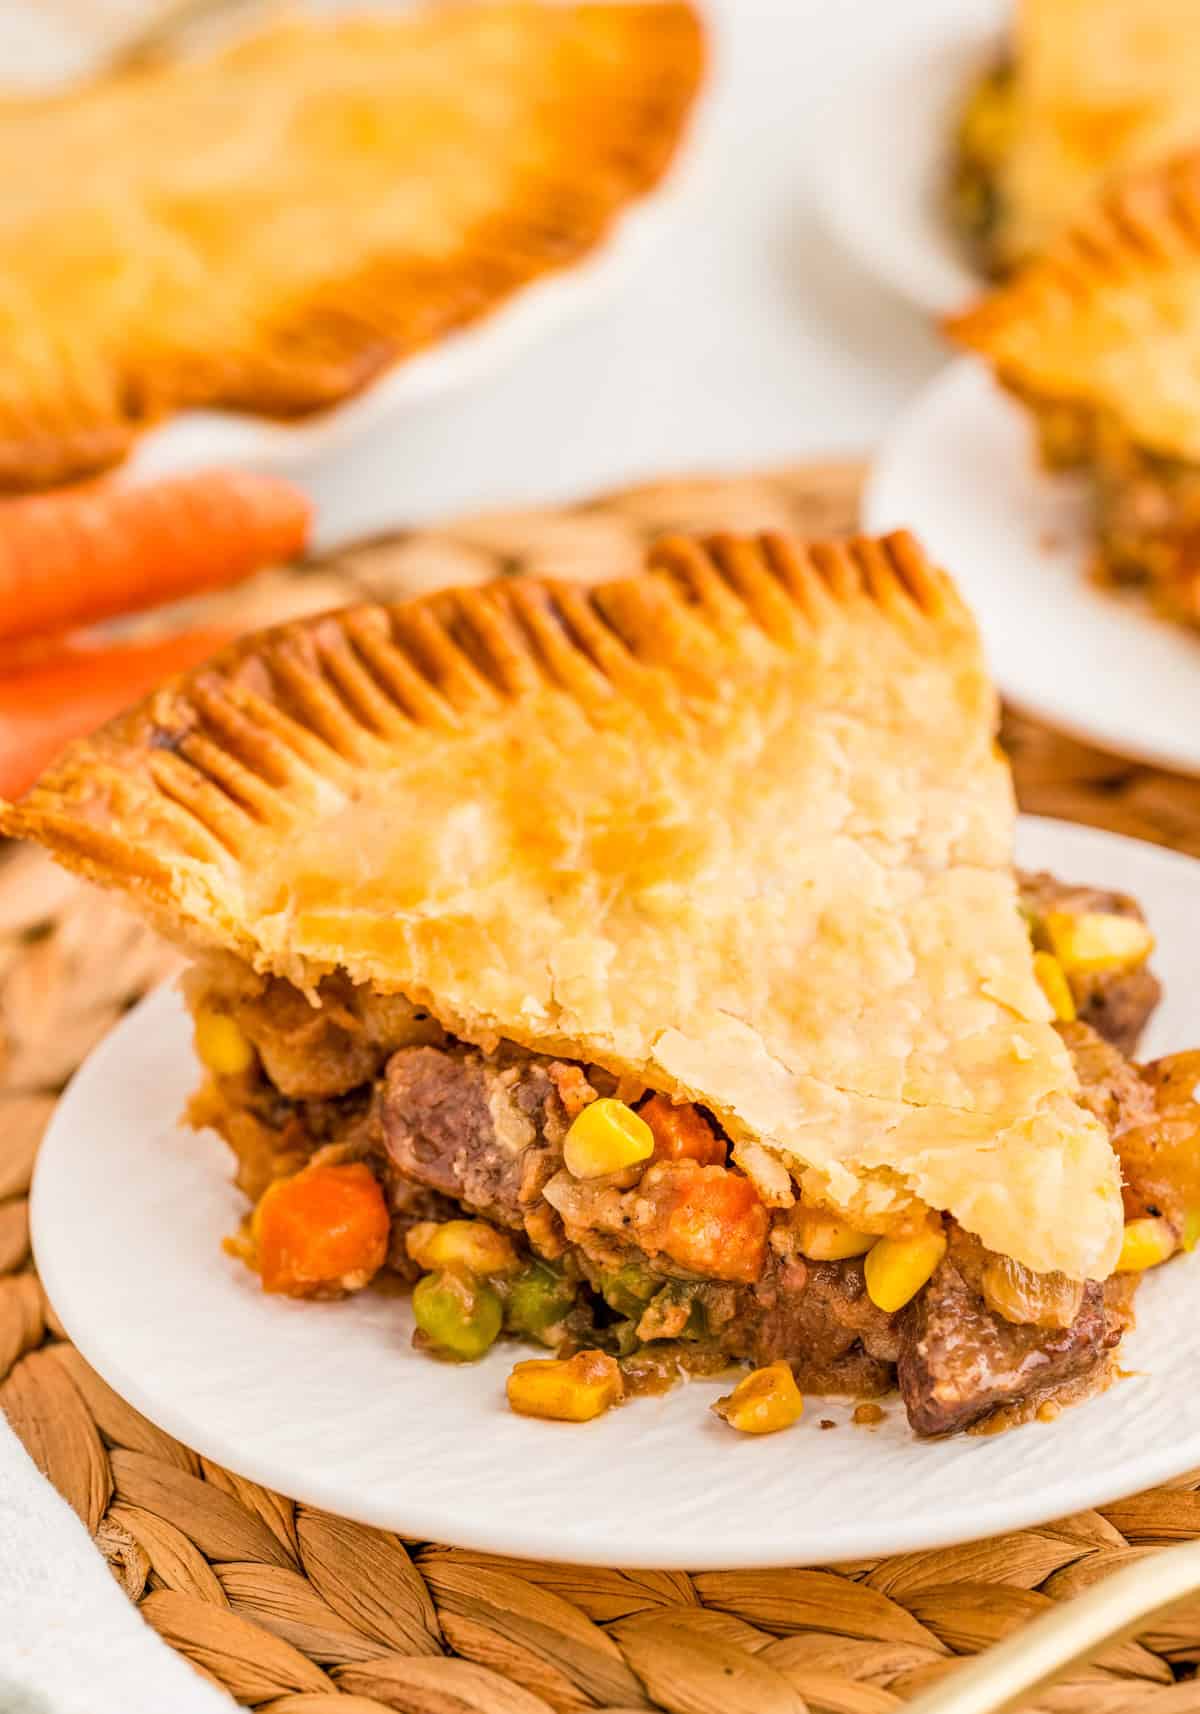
194,1009 -> 255,1077
864,1226 -> 947,1313
1033,951 -> 1076,1022
792,1206 -> 874,1261
1116,1216 -> 1178,1274
1043,911 -> 1154,974
713,1361 -> 804,1435
405,1219 -> 519,1276
506,1349 -> 623,1422
562,1098 -> 654,1180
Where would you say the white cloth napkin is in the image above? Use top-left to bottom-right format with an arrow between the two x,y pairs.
0,1417 -> 233,1714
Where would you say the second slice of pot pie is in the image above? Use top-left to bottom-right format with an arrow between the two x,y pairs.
952,0 -> 1200,275
949,149 -> 1200,631
0,2 -> 702,489
10,530 -> 1199,1437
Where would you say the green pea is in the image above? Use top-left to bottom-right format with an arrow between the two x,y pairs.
598,1261 -> 657,1318
413,1268 -> 502,1361
505,1262 -> 577,1343
639,1278 -> 707,1342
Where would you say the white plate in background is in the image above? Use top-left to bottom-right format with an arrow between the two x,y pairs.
865,358 -> 1200,777
3,0 -> 708,490
30,818 -> 1200,1569
124,148 -> 698,486
821,3 -> 1001,317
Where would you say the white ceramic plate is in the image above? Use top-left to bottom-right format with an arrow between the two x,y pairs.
821,2 -> 1001,316
30,817 -> 1200,1568
110,70 -> 705,486
123,189 -> 685,486
864,358 -> 1200,777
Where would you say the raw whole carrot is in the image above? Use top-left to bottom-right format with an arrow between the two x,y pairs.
0,469 -> 312,644
0,627 -> 232,801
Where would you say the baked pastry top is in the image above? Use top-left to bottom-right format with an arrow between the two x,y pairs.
0,3 -> 702,489
1,532 -> 1123,1281
948,149 -> 1200,462
992,0 -> 1200,268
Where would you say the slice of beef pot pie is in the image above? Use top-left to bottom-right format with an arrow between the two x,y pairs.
949,149 -> 1200,633
5,531 -> 1199,1438
951,0 -> 1200,277
0,2 -> 702,490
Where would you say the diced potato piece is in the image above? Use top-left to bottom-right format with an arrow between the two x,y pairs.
791,1206 -> 874,1261
405,1219 -> 519,1276
506,1349 -> 623,1422
1115,1216 -> 1178,1274
563,1098 -> 654,1180
1043,911 -> 1154,974
1033,951 -> 1076,1022
864,1225 -> 947,1313
413,1268 -> 503,1360
194,1008 -> 255,1076
713,1361 -> 804,1435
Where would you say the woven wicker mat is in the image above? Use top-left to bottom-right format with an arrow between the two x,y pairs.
6,461 -> 1200,1714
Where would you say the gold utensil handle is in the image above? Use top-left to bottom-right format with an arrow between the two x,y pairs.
903,1536 -> 1200,1714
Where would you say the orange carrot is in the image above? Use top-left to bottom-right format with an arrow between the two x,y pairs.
660,1164 -> 769,1284
0,469 -> 312,644
640,1094 -> 728,1167
0,626 -> 232,800
253,1163 -> 391,1297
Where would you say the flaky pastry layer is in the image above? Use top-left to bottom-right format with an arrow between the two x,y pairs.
1,532 -> 1122,1279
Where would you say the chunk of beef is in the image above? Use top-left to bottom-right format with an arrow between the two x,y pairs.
1019,870 -> 1162,1054
1058,1020 -> 1200,1225
1075,965 -> 1162,1059
1062,1020 -> 1158,1138
898,1253 -> 1119,1437
230,975 -> 445,1101
379,1045 -> 581,1230
720,1256 -> 901,1395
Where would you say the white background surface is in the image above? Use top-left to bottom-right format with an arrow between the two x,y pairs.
824,2 -> 1001,314
0,0 -> 955,547
32,820 -> 1200,1571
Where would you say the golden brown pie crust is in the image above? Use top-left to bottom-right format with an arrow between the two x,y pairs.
0,3 -> 703,490
988,0 -> 1200,269
0,532 -> 1122,1281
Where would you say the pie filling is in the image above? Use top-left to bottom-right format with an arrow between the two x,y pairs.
952,62 -> 1200,621
185,871 -> 1197,1437
949,56 -> 1016,278
1002,394 -> 1200,626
